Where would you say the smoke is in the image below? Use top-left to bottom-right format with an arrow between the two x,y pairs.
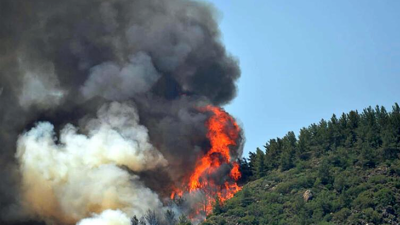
0,0 -> 242,224
77,210 -> 131,225
16,102 -> 165,224
82,52 -> 161,100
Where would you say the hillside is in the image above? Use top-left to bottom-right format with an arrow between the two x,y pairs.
203,104 -> 400,225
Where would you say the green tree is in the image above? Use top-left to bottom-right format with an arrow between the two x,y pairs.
328,114 -> 341,149
318,159 -> 333,186
297,128 -> 312,160
280,132 -> 297,171
240,187 -> 252,207
359,144 -> 378,168
264,138 -> 282,169
252,148 -> 266,178
345,110 -> 359,147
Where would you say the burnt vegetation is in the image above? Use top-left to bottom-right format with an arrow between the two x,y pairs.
204,103 -> 400,225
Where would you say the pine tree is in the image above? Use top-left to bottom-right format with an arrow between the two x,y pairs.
177,215 -> 192,225
264,138 -> 282,168
316,119 -> 330,152
328,114 -> 340,149
240,187 -> 252,207
345,110 -> 359,147
297,128 -> 311,160
318,159 -> 333,185
391,103 -> 400,147
238,157 -> 252,183
165,210 -> 177,225
253,148 -> 266,178
360,144 -> 378,168
280,132 -> 297,171
131,216 -> 139,225
145,210 -> 159,225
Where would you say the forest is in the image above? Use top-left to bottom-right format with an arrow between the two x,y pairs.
203,103 -> 400,225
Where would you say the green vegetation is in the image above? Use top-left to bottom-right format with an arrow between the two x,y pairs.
204,104 -> 400,225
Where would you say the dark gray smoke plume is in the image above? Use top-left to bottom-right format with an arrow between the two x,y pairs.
0,0 -> 241,224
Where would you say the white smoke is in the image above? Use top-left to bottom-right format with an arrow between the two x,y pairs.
77,210 -> 131,225
16,102 -> 166,224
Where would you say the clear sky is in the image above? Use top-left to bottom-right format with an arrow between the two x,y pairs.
204,0 -> 400,156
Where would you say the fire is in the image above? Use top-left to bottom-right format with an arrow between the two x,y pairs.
171,105 -> 242,217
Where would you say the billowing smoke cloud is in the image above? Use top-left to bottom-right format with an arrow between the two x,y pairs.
0,0 -> 242,224
17,102 -> 164,224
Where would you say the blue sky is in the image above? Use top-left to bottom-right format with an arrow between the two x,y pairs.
204,0 -> 400,156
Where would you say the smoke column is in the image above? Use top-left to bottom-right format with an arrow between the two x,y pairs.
0,0 -> 242,224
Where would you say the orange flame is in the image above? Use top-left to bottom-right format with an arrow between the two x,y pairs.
171,105 -> 242,217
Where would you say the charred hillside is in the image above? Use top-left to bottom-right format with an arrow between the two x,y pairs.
204,104 -> 400,225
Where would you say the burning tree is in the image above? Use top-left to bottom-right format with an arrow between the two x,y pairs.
170,106 -> 242,218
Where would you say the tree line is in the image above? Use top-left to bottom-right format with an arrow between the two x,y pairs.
239,103 -> 400,182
